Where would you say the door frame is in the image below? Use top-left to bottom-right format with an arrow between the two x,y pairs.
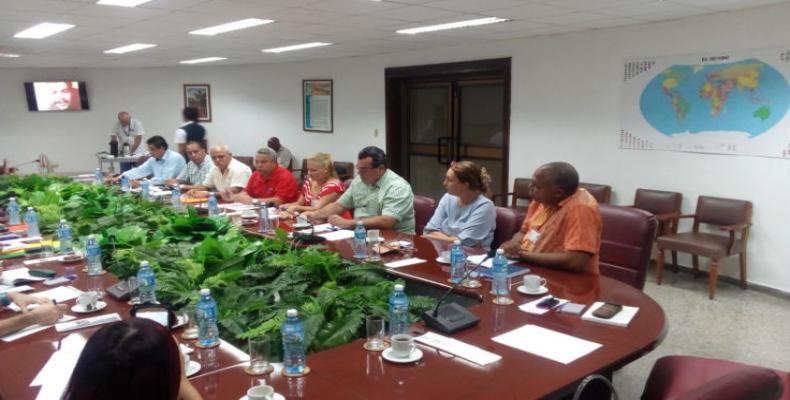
385,58 -> 511,197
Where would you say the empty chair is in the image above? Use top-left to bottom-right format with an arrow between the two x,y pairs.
579,182 -> 612,204
642,355 -> 786,400
492,207 -> 522,251
598,204 -> 657,290
656,196 -> 752,299
492,177 -> 532,218
333,161 -> 354,181
632,188 -> 683,268
413,195 -> 437,235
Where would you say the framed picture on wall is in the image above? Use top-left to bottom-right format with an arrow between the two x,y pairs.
303,79 -> 333,132
183,84 -> 212,122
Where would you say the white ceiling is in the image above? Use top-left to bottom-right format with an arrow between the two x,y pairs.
0,0 -> 785,68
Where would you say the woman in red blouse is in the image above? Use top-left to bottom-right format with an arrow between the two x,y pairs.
282,153 -> 351,219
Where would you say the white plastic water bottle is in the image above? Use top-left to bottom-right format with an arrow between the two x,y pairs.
57,219 -> 73,253
491,249 -> 509,296
353,221 -> 367,259
450,240 -> 465,284
94,168 -> 103,185
259,201 -> 271,233
136,261 -> 157,304
388,284 -> 409,336
141,179 -> 150,200
171,186 -> 182,209
85,235 -> 103,275
281,309 -> 306,375
24,207 -> 40,237
6,198 -> 20,225
207,193 -> 219,216
196,288 -> 219,348
120,175 -> 130,192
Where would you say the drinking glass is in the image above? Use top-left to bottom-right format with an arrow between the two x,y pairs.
246,337 -> 273,375
87,275 -> 105,299
462,261 -> 482,289
180,305 -> 199,340
492,277 -> 514,305
363,315 -> 387,351
64,265 -> 77,281
398,236 -> 415,259
269,213 -> 279,230
126,276 -> 140,305
367,230 -> 381,262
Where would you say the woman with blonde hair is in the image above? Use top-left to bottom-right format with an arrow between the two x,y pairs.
282,153 -> 351,218
423,161 -> 496,250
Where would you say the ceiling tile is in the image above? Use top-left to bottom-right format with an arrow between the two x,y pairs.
424,0 -> 525,13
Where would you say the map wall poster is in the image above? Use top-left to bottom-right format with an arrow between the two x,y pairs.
621,47 -> 790,158
303,79 -> 333,133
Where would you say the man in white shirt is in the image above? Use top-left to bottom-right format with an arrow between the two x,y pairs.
267,137 -> 294,170
110,111 -> 145,172
188,144 -> 251,199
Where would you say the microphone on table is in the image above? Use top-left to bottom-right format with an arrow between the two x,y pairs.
422,247 -> 497,334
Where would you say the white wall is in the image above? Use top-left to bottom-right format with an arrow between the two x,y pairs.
1,3 -> 789,292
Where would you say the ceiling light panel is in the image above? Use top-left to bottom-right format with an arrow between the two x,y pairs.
189,18 -> 275,36
104,43 -> 157,54
14,23 -> 76,39
396,17 -> 510,35
96,0 -> 154,7
180,57 -> 228,64
262,42 -> 332,53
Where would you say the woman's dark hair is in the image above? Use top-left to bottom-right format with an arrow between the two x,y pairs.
63,318 -> 182,400
451,160 -> 492,195
182,107 -> 199,122
357,146 -> 387,168
146,135 -> 168,150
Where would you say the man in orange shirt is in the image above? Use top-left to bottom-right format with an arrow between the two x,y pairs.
501,162 -> 602,274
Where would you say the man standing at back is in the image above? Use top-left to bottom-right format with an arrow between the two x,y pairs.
110,111 -> 145,172
501,162 -> 602,274
303,146 -> 415,234
267,137 -> 294,170
174,107 -> 206,157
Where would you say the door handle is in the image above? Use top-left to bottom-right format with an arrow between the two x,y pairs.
437,137 -> 451,165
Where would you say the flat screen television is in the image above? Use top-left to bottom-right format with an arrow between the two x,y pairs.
24,81 -> 89,111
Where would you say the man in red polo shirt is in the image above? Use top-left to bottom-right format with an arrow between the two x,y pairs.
232,147 -> 299,205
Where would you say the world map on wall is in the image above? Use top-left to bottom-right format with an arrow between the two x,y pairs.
638,58 -> 790,138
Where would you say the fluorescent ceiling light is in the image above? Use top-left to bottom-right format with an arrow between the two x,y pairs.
189,18 -> 275,36
180,57 -> 227,64
396,17 -> 509,35
262,42 -> 332,53
0,53 -> 21,58
104,43 -> 156,54
14,23 -> 75,39
96,0 -> 153,7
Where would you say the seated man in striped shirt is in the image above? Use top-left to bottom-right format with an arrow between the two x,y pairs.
165,140 -> 213,190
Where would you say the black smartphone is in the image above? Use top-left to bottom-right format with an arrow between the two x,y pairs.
593,303 -> 623,319
536,297 -> 560,309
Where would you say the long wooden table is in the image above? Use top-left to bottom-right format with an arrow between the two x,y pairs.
0,219 -> 666,400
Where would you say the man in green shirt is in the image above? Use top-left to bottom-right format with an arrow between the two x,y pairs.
303,146 -> 415,233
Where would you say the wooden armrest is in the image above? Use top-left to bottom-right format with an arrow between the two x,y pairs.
675,213 -> 696,219
719,223 -> 750,231
491,191 -> 514,200
654,211 -> 682,221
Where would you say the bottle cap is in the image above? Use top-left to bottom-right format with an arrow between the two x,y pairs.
60,219 -> 66,223
9,197 -> 15,201
286,309 -> 298,317
27,206 -> 33,211
496,248 -> 505,255
88,234 -> 95,239
356,220 -> 363,226
200,288 -> 210,296
394,284 -> 404,291
140,261 -> 149,267
453,239 -> 461,245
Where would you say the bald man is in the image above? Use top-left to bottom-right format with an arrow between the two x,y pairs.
188,144 -> 252,200
110,111 -> 145,172
500,162 -> 602,274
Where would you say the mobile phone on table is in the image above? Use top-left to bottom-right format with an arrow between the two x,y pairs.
592,303 -> 623,319
536,297 -> 560,309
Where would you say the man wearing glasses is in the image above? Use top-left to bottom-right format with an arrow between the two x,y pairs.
188,144 -> 251,199
303,146 -> 415,234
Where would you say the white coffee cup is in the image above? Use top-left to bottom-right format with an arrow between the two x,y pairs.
247,384 -> 275,400
77,292 -> 98,309
523,274 -> 547,291
439,250 -> 450,261
390,333 -> 415,358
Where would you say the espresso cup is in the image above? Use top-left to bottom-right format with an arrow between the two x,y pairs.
77,292 -> 98,309
247,384 -> 275,400
523,274 -> 547,291
440,250 -> 450,261
390,333 -> 415,358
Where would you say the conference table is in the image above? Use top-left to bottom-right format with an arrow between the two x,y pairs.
0,217 -> 667,400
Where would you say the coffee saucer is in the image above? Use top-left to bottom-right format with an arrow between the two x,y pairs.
382,348 -> 423,363
186,360 -> 201,377
71,301 -> 107,313
292,222 -> 311,229
435,257 -> 451,265
517,285 -> 549,295
240,394 -> 285,400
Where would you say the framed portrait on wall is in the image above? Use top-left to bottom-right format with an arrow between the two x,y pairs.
303,79 -> 332,132
183,84 -> 212,122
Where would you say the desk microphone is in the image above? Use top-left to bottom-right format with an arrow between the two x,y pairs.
422,248 -> 496,334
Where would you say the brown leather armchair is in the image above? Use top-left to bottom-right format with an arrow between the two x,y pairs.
632,188 -> 683,268
491,178 -> 532,219
333,161 -> 354,181
235,156 -> 254,170
492,207 -> 522,250
413,195 -> 437,235
599,204 -> 657,291
656,196 -> 752,299
579,182 -> 612,204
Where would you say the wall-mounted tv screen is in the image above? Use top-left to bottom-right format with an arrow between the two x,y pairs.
24,81 -> 89,111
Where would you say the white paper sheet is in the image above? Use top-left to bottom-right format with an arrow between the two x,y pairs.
1,267 -> 46,286
384,258 -> 426,269
23,255 -> 67,266
318,229 -> 355,241
55,312 -> 122,333
31,333 -> 87,400
492,324 -> 601,364
518,295 -> 569,315
415,331 -> 501,366
9,286 -> 83,311
465,254 -> 516,268
1,315 -> 76,342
